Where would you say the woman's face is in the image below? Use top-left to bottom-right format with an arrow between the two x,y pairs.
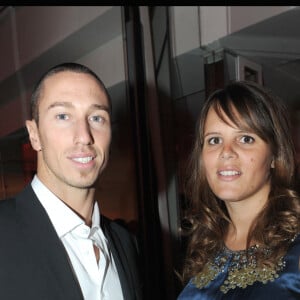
202,107 -> 274,206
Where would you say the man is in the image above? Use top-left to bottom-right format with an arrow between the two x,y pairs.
0,63 -> 142,300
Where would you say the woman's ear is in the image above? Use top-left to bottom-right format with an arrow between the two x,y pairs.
25,120 -> 42,151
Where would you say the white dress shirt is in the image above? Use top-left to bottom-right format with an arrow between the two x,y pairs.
31,175 -> 124,300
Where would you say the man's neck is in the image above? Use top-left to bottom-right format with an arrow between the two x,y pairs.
36,175 -> 96,226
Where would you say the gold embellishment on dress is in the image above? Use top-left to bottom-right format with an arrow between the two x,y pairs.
193,245 -> 286,294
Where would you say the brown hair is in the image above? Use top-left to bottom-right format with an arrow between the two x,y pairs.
181,80 -> 300,282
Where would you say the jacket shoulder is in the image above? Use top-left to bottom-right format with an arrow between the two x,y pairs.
0,196 -> 16,224
101,216 -> 138,252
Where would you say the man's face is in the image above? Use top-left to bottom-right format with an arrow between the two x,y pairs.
26,71 -> 111,194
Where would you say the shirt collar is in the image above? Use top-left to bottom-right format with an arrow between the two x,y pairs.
31,175 -> 101,238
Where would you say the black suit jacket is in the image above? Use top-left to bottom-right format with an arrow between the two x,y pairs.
0,184 -> 143,300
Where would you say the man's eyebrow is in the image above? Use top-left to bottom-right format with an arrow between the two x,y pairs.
46,102 -> 110,113
47,101 -> 73,110
91,104 -> 110,113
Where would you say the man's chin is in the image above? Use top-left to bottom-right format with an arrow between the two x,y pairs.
68,177 -> 98,189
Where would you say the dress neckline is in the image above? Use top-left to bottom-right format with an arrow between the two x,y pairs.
222,243 -> 260,254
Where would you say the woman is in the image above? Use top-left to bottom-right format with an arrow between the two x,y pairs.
178,81 -> 300,299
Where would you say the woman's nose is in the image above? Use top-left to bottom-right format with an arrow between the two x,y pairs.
219,143 -> 237,160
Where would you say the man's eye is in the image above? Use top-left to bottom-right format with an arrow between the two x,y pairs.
56,114 -> 69,120
90,115 -> 105,123
240,135 -> 254,144
208,137 -> 221,145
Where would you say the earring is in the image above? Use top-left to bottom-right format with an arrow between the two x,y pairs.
271,160 -> 275,168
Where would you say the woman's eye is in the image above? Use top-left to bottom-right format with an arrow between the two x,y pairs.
56,114 -> 69,120
208,137 -> 221,145
240,135 -> 254,144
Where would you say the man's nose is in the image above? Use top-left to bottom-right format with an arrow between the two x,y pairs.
74,120 -> 93,145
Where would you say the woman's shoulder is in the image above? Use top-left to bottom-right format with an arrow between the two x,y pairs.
292,233 -> 300,243
288,233 -> 300,251
285,233 -> 300,261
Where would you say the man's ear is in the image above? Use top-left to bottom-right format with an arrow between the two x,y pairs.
25,120 -> 41,152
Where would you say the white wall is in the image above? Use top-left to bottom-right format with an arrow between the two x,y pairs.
0,6 -> 124,136
0,6 -> 112,81
169,6 -> 295,56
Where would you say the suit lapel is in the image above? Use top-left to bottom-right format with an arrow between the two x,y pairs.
102,216 -> 135,300
16,184 -> 84,300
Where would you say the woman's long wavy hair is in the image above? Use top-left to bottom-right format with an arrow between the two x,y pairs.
181,80 -> 300,283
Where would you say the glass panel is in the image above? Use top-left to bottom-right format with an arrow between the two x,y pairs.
0,128 -> 34,199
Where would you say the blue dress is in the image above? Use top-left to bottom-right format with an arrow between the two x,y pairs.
178,234 -> 300,299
